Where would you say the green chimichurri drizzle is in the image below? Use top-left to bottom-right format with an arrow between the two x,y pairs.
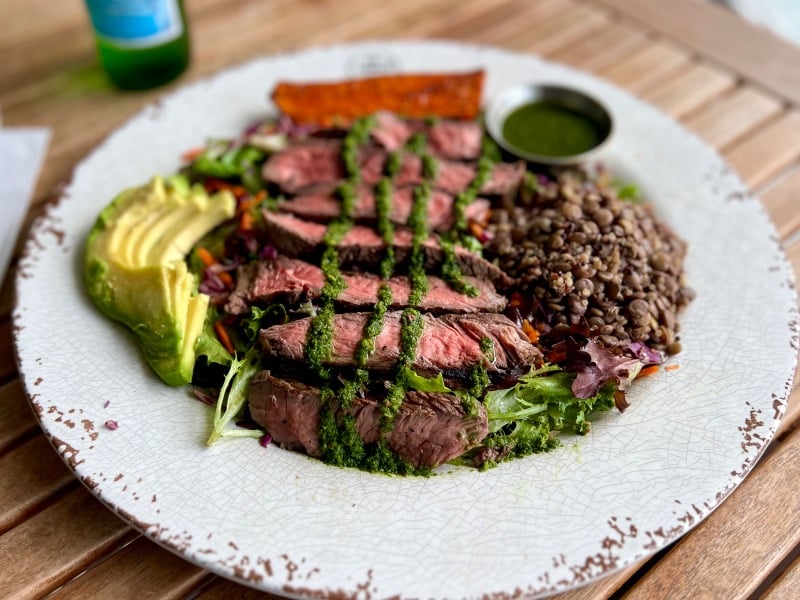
405,132 -> 427,155
375,176 -> 396,280
438,137 -> 499,299
407,180 -> 432,305
355,284 -> 392,368
304,117 -> 375,379
452,154 -> 493,235
309,120 -> 497,475
459,336 -> 494,416
311,129 -> 429,475
439,237 -> 479,298
382,308 -> 425,428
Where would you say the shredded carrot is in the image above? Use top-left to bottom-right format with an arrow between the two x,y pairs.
218,271 -> 234,288
181,147 -> 204,162
204,178 -> 247,198
239,211 -> 254,231
197,246 -> 234,287
522,320 -> 539,344
214,321 -> 235,355
237,190 -> 266,215
665,364 -> 681,372
196,247 -> 216,268
637,365 -> 660,378
469,221 -> 484,240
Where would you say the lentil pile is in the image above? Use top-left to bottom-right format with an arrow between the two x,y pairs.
486,168 -> 694,355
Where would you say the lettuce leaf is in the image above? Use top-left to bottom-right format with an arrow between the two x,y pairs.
475,364 -> 616,464
206,348 -> 262,445
402,367 -> 451,394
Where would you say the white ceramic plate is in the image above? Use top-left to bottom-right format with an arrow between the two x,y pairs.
13,41 -> 799,599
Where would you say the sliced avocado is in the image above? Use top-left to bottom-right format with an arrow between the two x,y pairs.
84,175 -> 236,386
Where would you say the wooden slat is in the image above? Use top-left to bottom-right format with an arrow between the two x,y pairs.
0,435 -> 74,534
0,378 -> 38,454
623,425 -> 800,599
724,111 -> 800,188
0,321 -> 16,383
434,0 -> 572,41
0,264 -> 16,319
776,376 -> 800,438
775,240 -> 800,438
48,536 -> 206,600
1,0 -> 87,51
191,577 -> 289,600
551,563 -> 642,600
451,0 -> 577,46
506,2 -> 613,57
0,486 -> 133,599
287,0 -> 456,44
759,165 -> 800,239
549,18 -> 651,73
593,0 -> 800,106
643,61 -> 736,119
683,86 -> 784,150
597,40 -> 691,94
762,552 -> 800,599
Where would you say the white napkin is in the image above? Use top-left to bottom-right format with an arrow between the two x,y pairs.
0,127 -> 51,282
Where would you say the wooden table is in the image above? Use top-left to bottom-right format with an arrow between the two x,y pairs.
3,0 -> 800,597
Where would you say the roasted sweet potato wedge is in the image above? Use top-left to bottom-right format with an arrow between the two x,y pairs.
271,70 -> 484,126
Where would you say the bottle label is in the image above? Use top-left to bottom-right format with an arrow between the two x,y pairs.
86,0 -> 183,48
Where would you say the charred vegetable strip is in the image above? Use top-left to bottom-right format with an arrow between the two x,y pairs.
272,70 -> 485,126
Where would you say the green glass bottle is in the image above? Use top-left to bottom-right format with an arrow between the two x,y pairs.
85,0 -> 190,90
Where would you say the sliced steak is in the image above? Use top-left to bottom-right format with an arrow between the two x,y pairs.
263,139 -> 525,197
427,119 -> 483,161
225,257 -> 325,314
262,139 -> 344,193
259,311 -> 540,379
277,185 -> 490,231
249,371 -> 489,468
370,111 -> 483,161
366,151 -> 525,197
261,211 -> 512,286
225,256 -> 507,315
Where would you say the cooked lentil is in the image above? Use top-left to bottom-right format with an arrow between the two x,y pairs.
486,168 -> 694,354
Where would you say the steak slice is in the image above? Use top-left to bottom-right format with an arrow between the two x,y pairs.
259,311 -> 540,379
224,256 -> 507,315
370,111 -> 483,161
248,371 -> 489,468
262,140 -> 525,197
261,211 -> 512,287
277,185 -> 489,232
262,139 -> 344,194
364,151 -> 524,197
